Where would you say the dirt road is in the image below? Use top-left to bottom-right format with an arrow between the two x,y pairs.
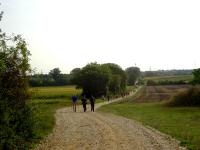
36,96 -> 185,150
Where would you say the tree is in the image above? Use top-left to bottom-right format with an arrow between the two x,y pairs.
0,11 -> 35,149
102,63 -> 127,93
109,74 -> 121,94
70,68 -> 81,84
49,68 -> 61,82
74,63 -> 110,97
126,67 -> 141,85
192,68 -> 200,84
71,63 -> 128,97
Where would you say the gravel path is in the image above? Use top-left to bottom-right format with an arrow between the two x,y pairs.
36,94 -> 186,150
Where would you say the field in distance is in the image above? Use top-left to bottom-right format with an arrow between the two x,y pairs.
144,75 -> 193,82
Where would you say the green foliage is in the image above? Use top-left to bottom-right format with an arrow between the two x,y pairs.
49,68 -> 61,81
29,69 -> 71,87
76,63 -> 110,97
192,68 -> 200,84
71,63 -> 127,97
109,74 -> 121,94
168,86 -> 200,107
0,14 -> 35,149
126,67 -> 141,85
70,68 -> 81,84
102,63 -> 127,94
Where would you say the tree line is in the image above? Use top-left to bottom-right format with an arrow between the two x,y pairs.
29,66 -> 142,88
143,69 -> 193,77
29,68 -> 194,87
29,68 -> 71,86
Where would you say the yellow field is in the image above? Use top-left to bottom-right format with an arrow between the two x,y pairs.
30,86 -> 82,99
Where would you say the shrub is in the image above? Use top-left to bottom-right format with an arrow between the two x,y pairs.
168,86 -> 200,107
192,68 -> 200,84
0,24 -> 35,149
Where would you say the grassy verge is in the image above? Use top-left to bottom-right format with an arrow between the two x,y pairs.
99,101 -> 200,150
29,99 -> 71,148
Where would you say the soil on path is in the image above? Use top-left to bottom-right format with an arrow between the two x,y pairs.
36,94 -> 186,150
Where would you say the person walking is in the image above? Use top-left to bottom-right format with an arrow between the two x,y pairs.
81,95 -> 87,112
107,95 -> 110,102
89,95 -> 95,112
72,95 -> 78,112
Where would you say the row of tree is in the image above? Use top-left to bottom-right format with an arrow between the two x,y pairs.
143,69 -> 193,77
29,68 -> 71,86
29,66 -> 142,87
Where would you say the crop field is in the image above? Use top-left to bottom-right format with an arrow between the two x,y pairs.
144,75 -> 193,82
30,86 -> 82,99
134,85 -> 191,103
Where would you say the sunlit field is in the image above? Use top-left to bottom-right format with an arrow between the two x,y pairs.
30,86 -> 82,99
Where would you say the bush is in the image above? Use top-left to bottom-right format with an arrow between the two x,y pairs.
0,30 -> 35,149
168,86 -> 200,107
0,104 -> 35,149
192,68 -> 200,84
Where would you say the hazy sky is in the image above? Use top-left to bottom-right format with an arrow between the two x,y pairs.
1,0 -> 200,73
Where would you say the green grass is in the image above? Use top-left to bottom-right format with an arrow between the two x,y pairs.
99,102 -> 200,150
144,75 -> 193,82
30,99 -> 71,141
